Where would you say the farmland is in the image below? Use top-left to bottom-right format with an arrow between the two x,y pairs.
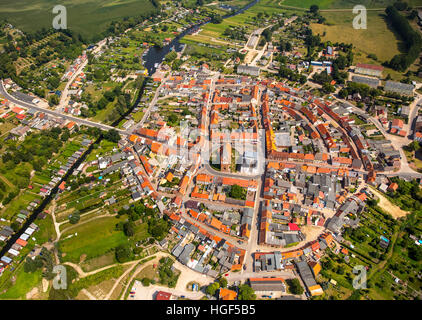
0,0 -> 157,40
311,11 -> 401,63
280,0 -> 416,9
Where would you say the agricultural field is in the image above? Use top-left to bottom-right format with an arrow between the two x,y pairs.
0,0 -> 157,40
280,0 -> 417,9
311,11 -> 401,63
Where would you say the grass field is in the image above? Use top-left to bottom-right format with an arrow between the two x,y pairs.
59,215 -> 128,263
311,11 -> 402,63
0,0 -> 157,40
280,0 -> 416,9
0,265 -> 42,300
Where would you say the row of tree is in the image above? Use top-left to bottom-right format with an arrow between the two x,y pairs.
386,6 -> 422,71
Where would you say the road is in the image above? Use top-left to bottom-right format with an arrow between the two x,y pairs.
407,97 -> 422,138
0,80 -> 122,133
58,39 -> 107,108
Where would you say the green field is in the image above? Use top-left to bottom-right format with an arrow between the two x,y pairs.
0,0 -> 157,39
280,0 -> 419,9
311,11 -> 401,62
59,216 -> 128,263
0,267 -> 42,300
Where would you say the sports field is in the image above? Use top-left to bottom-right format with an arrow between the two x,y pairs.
0,0 -> 156,39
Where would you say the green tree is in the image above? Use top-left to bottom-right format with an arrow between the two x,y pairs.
104,129 -> 121,142
229,184 -> 246,200
310,4 -> 319,14
206,282 -> 220,296
68,211 -> 80,224
287,278 -> 304,295
142,278 -> 151,286
115,243 -> 132,263
123,221 -> 135,237
238,284 -> 256,300
218,277 -> 228,288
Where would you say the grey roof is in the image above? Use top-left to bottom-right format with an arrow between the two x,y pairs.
385,80 -> 414,94
351,75 -> 380,88
178,243 -> 195,265
249,278 -> 286,292
295,261 -> 317,289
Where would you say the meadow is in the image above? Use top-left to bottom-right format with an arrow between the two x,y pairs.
311,11 -> 402,63
0,0 -> 156,39
58,215 -> 129,263
280,0 -> 418,9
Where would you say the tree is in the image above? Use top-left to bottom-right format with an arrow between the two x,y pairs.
115,243 -> 132,263
123,221 -> 135,237
104,129 -> 121,142
218,277 -> 228,288
287,278 -> 304,295
142,278 -> 151,286
211,15 -> 223,24
238,284 -> 256,300
49,94 -> 59,106
206,282 -> 220,296
229,184 -> 246,200
408,246 -> 422,261
310,4 -> 319,14
322,82 -> 335,94
68,211 -> 80,224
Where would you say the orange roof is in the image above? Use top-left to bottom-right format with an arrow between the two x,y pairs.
151,141 -> 162,154
317,167 -> 331,174
196,174 -> 213,183
222,177 -> 257,188
58,181 -> 66,191
210,217 -> 223,230
16,238 -> 27,247
129,134 -> 139,143
11,107 -> 24,114
219,288 -> 237,300
179,175 -> 189,195
165,172 -> 174,182
388,182 -> 398,191
189,209 -> 199,219
66,121 -> 76,129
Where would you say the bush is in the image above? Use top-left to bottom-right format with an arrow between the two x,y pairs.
115,243 -> 133,263
287,278 -> 304,295
141,278 -> 151,286
68,211 -> 80,224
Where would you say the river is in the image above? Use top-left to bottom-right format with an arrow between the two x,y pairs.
0,0 -> 260,259
143,0 -> 260,75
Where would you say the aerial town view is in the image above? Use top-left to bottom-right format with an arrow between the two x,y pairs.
0,0 -> 421,308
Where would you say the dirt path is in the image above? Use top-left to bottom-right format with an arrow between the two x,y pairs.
118,253 -> 168,300
81,289 -> 97,300
371,188 -> 409,219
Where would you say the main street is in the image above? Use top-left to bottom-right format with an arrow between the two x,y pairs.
0,80 -> 122,133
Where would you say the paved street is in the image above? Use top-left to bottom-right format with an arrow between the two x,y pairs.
0,80 -> 122,133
